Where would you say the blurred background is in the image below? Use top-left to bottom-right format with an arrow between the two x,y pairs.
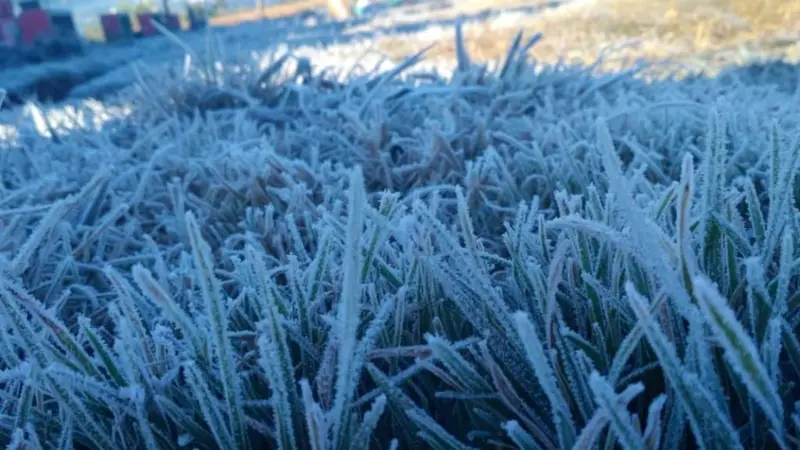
0,0 -> 798,106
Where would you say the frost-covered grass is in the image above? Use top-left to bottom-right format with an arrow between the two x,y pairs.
1,25 -> 799,450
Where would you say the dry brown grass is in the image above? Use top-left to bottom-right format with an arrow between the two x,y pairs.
209,0 -> 329,27
376,0 -> 800,75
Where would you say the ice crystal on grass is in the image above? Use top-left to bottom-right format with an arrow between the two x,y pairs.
0,20 -> 798,450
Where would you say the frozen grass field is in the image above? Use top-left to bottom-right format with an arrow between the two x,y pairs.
0,0 -> 799,449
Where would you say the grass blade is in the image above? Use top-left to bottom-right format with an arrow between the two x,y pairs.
185,211 -> 248,449
692,276 -> 786,445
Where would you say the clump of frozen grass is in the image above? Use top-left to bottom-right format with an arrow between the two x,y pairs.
0,25 -> 799,450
